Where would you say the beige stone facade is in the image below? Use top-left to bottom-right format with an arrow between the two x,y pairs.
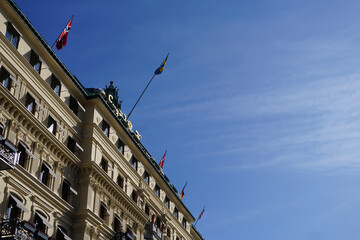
0,1 -> 204,239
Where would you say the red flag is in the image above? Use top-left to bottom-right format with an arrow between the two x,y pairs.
56,18 -> 73,50
198,207 -> 205,220
158,150 -> 167,169
180,182 -> 187,200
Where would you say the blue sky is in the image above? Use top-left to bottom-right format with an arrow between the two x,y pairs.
13,0 -> 360,239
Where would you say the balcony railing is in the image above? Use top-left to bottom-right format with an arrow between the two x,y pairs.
144,222 -> 163,240
0,218 -> 52,240
0,136 -> 17,170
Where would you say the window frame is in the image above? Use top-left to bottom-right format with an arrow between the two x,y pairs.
102,120 -> 110,137
130,157 -> 138,171
100,158 -> 108,172
67,136 -> 76,153
182,218 -> 187,228
0,67 -> 12,90
173,207 -> 179,219
154,184 -> 160,197
69,95 -> 79,115
16,142 -> 29,169
29,50 -> 41,74
5,22 -> 20,48
143,171 -> 150,185
131,190 -> 138,203
25,93 -> 36,114
117,175 -> 124,189
51,75 -> 61,96
117,138 -> 125,154
164,196 -> 170,208
47,115 -> 57,134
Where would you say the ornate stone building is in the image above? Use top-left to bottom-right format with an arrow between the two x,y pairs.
0,0 -> 204,239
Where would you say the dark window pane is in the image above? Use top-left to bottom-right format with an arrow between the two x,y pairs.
29,50 -> 41,74
61,180 -> 70,202
25,93 -> 35,114
0,67 -> 11,90
100,158 -> 108,172
69,95 -> 78,115
17,143 -> 28,168
5,23 -> 20,48
117,176 -> 124,189
51,75 -> 61,96
131,157 -> 137,170
47,116 -> 56,134
40,163 -> 50,187
117,139 -> 124,154
102,120 -> 109,137
67,136 -> 76,152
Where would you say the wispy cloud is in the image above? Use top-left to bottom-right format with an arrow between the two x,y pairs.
151,71 -> 360,174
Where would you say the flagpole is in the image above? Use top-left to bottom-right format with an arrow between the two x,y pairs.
127,73 -> 156,120
194,219 -> 199,226
51,15 -> 74,49
194,206 -> 205,227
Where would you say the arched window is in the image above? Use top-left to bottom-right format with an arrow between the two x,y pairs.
6,194 -> 28,219
34,211 -> 52,233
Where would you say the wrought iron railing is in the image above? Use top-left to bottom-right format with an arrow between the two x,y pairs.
144,222 -> 163,240
0,218 -> 50,240
0,137 -> 17,170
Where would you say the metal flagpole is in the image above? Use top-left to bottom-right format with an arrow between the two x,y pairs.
51,15 -> 74,49
194,206 -> 205,227
127,73 -> 156,120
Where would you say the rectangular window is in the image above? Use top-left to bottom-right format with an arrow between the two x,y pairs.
145,205 -> 150,215
61,180 -> 71,203
102,120 -> 110,137
17,142 -> 29,169
47,116 -> 57,134
164,197 -> 170,208
40,163 -> 54,188
69,95 -> 79,115
114,215 -> 121,232
117,175 -> 124,189
131,190 -> 138,202
100,158 -> 108,172
0,123 -> 4,136
182,218 -> 187,228
67,136 -> 76,153
173,208 -> 179,219
0,67 -> 11,90
51,75 -> 61,96
25,93 -> 36,114
117,139 -> 125,154
100,203 -> 110,221
30,50 -> 41,74
155,184 -> 160,197
130,157 -> 138,171
143,171 -> 150,184
5,22 -> 20,48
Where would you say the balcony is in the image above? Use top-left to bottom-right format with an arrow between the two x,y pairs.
0,136 -> 17,170
144,222 -> 163,240
0,218 -> 52,240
